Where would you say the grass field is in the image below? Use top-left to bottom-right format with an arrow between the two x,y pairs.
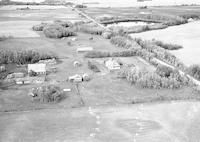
0,21 -> 41,37
1,102 -> 200,142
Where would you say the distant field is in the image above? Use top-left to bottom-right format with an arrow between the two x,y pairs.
0,5 -> 67,10
0,5 -> 83,21
82,6 -> 200,20
131,21 -> 200,66
74,0 -> 200,7
0,21 -> 40,38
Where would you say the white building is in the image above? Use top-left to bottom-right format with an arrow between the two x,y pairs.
28,63 -> 46,75
76,47 -> 93,53
105,59 -> 120,71
68,74 -> 82,83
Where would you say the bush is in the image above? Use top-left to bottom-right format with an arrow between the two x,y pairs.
0,50 -> 56,65
156,65 -> 174,77
43,24 -> 64,38
54,20 -> 73,27
75,4 -> 87,8
102,31 -> 113,39
43,24 -> 76,38
110,36 -> 135,49
152,39 -> 183,50
32,23 -> 47,31
97,16 -> 122,23
88,61 -> 100,72
187,65 -> 200,80
76,24 -> 105,35
136,72 -> 182,89
111,25 -> 150,34
30,85 -> 63,103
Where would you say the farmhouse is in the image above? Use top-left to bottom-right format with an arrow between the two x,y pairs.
105,58 -> 120,71
28,63 -> 46,75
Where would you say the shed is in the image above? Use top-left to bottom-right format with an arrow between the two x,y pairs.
76,47 -> 93,53
69,74 -> 82,83
28,63 -> 46,75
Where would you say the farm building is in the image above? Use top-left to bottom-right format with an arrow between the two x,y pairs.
69,74 -> 82,82
76,47 -> 93,53
28,63 -> 46,75
105,58 -> 120,71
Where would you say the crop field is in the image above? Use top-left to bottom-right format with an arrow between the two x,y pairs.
81,6 -> 200,20
131,20 -> 200,66
0,5 -> 83,21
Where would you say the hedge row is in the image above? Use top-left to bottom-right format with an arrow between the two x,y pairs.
118,66 -> 189,89
30,85 -> 63,103
88,61 -> 101,72
32,23 -> 48,31
43,24 -> 76,38
152,39 -> 183,50
110,36 -> 135,49
75,24 -> 105,35
134,38 -> 186,70
85,50 -> 138,58
0,50 -> 56,65
187,65 -> 200,81
100,14 -> 187,26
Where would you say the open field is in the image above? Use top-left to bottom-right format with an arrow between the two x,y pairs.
1,102 -> 200,142
0,5 -> 83,21
0,21 -> 41,38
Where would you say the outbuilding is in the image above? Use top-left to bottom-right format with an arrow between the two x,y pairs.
105,58 -> 120,71
76,47 -> 93,53
28,63 -> 46,76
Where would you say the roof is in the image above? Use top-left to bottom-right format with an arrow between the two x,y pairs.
106,59 -> 120,67
76,47 -> 93,52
